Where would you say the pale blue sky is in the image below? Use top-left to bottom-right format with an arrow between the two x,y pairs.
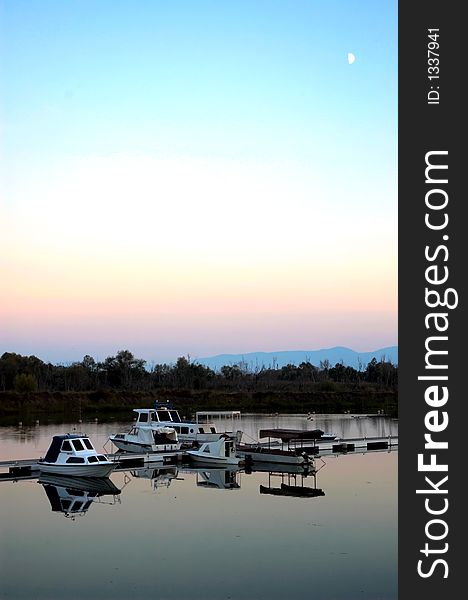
2,1 -> 396,166
1,1 -> 397,362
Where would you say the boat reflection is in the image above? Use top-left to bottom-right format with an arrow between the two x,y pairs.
248,461 -> 314,475
130,465 -> 179,491
35,460 -> 325,513
258,465 -> 325,499
38,474 -> 121,519
192,466 -> 241,490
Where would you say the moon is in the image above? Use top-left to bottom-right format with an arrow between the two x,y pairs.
347,52 -> 356,65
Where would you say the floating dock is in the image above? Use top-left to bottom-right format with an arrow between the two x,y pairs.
0,435 -> 397,482
0,449 -> 185,481
299,435 -> 398,455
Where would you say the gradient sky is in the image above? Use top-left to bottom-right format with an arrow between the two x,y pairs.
0,0 -> 397,363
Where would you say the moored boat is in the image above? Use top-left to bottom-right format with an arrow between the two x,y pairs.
236,428 -> 323,465
109,425 -> 180,454
236,444 -> 310,465
130,405 -> 242,444
260,427 -> 337,446
186,436 -> 242,465
38,434 -> 115,477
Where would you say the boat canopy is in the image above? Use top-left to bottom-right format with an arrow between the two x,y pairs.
258,428 -> 324,442
43,434 -> 83,463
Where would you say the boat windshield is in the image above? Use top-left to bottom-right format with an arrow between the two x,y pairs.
72,439 -> 85,452
156,410 -> 170,421
169,410 -> 181,422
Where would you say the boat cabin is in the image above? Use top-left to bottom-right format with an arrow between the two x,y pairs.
134,409 -> 218,436
186,436 -> 241,465
43,434 -> 109,466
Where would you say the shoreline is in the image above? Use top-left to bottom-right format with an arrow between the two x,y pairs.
0,388 -> 397,419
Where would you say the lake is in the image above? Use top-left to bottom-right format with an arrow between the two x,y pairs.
0,414 -> 397,600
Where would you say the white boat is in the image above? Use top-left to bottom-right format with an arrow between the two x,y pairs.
38,434 -> 115,477
316,432 -> 337,442
186,436 -> 242,465
109,425 -> 180,454
130,406 -> 242,444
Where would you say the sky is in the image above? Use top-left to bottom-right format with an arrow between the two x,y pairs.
0,0 -> 397,364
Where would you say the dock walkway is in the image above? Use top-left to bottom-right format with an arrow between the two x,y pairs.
0,449 -> 184,477
0,435 -> 397,479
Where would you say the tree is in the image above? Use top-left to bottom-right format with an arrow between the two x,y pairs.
14,373 -> 38,393
100,350 -> 147,388
81,355 -> 96,371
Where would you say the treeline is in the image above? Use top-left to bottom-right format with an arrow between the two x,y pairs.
0,350 -> 397,394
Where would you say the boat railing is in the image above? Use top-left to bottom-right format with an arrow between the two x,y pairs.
195,410 -> 241,423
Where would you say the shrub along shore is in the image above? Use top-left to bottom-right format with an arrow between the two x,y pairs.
0,387 -> 397,419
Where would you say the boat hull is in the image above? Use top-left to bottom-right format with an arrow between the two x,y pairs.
185,451 -> 241,465
237,447 -> 308,465
109,437 -> 179,455
38,462 -> 115,477
315,434 -> 337,443
179,432 -> 223,443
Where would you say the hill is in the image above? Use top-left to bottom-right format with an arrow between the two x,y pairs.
196,346 -> 398,371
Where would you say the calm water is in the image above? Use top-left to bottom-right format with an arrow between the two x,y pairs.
0,414 -> 397,600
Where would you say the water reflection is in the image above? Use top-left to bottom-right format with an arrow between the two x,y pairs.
10,461 -> 333,516
0,413 -> 398,455
129,465 -> 179,491
1,448 -> 399,511
0,416 -> 397,599
38,474 -> 121,519
259,467 -> 325,498
194,467 -> 241,490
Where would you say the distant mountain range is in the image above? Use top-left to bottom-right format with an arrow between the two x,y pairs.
196,346 -> 398,371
